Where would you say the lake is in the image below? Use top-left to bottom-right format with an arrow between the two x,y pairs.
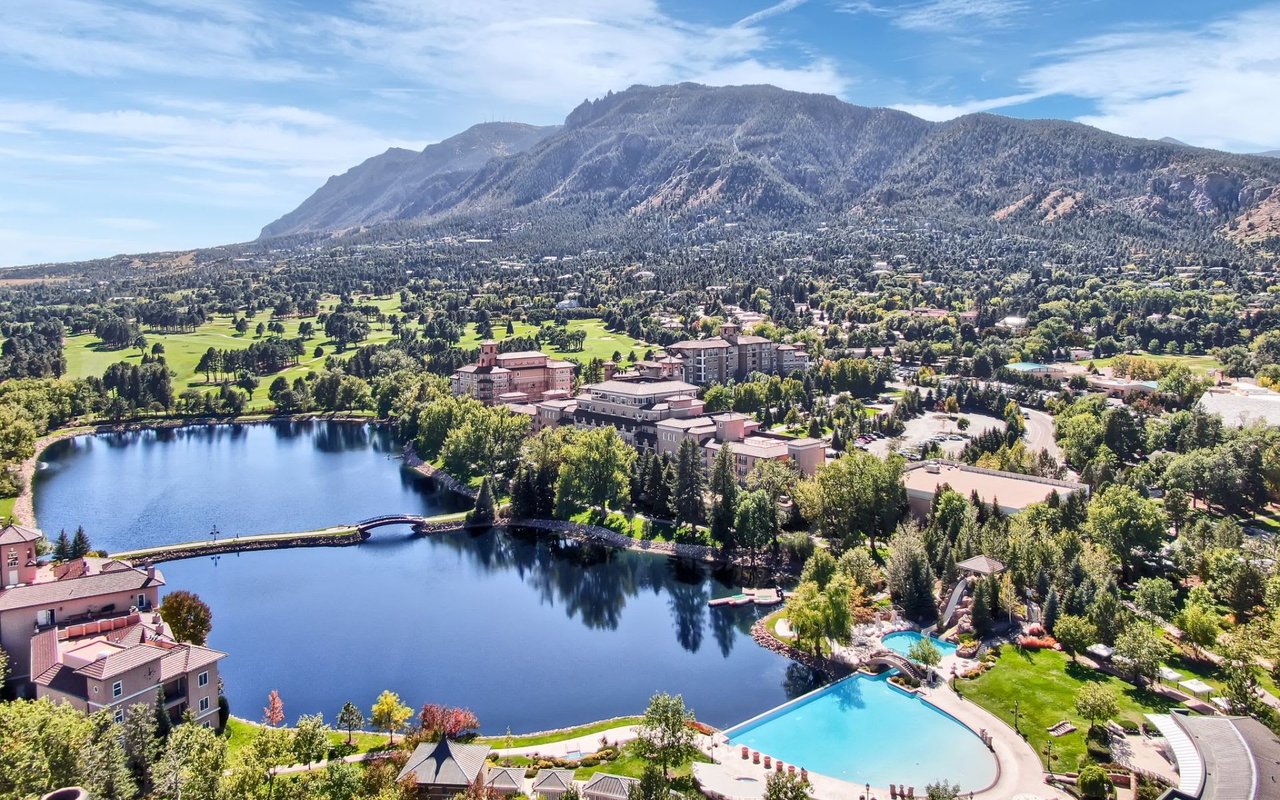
33,421 -> 808,732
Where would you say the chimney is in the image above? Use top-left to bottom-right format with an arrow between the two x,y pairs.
603,361 -> 617,380
145,563 -> 156,582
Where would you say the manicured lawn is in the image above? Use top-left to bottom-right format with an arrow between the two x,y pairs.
459,318 -> 649,364
572,742 -> 711,787
1090,353 -> 1223,375
223,717 -> 396,760
64,295 -> 401,412
0,496 -> 15,522
567,508 -> 686,543
961,647 -> 1178,770
479,716 -> 644,748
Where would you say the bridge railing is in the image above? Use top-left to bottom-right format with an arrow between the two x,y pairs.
356,514 -> 422,526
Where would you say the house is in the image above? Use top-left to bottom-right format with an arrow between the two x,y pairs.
485,766 -> 526,796
531,769 -> 576,800
30,609 -> 225,727
902,461 -> 1088,518
1,552 -> 165,690
398,738 -> 492,800
451,341 -> 575,404
582,773 -> 640,800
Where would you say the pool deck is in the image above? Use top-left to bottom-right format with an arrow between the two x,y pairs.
699,681 -> 1068,800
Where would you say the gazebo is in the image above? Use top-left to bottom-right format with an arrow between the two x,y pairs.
955,555 -> 1006,577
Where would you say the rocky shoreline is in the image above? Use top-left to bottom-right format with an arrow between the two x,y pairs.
749,617 -> 852,679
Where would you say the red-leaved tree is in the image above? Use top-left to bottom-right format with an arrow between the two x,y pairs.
263,689 -> 285,727
418,703 -> 481,740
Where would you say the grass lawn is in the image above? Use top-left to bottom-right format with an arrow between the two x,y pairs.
567,508 -> 686,543
0,496 -> 14,522
572,742 -> 711,788
459,319 -> 648,364
223,717 -> 396,760
64,295 -> 401,412
961,647 -> 1178,770
1090,353 -> 1224,375
478,716 -> 643,748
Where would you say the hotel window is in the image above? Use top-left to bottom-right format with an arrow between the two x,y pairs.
198,671 -> 209,687
199,696 -> 210,712
5,551 -> 15,568
112,681 -> 123,698
114,708 -> 125,724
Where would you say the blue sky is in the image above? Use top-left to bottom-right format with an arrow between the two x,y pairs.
3,0 -> 1279,266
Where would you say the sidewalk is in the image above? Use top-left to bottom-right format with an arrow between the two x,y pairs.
490,724 -> 640,758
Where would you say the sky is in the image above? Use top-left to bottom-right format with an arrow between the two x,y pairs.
3,0 -> 1280,267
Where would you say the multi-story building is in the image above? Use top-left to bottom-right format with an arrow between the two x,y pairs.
451,341 -> 575,404
30,609 -> 225,727
666,324 -> 809,385
570,378 -> 704,450
655,412 -> 825,480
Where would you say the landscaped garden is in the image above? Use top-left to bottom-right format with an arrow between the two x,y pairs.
961,647 -> 1178,769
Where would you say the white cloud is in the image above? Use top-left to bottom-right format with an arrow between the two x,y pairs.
836,0 -> 1026,32
0,0 -> 312,80
324,0 -> 849,109
891,91 -> 1044,121
736,0 -> 809,28
1021,7 -> 1280,152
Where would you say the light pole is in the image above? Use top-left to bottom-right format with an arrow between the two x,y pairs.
210,524 -> 219,545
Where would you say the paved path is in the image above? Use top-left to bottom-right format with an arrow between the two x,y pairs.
1022,408 -> 1064,464
490,725 -> 640,757
112,525 -> 363,562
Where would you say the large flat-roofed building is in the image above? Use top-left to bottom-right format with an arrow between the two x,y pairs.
666,324 -> 809,385
451,341 -> 575,404
1198,383 -> 1280,428
1146,713 -> 1280,800
902,461 -> 1088,518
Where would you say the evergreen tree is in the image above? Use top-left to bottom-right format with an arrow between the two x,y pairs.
80,710 -> 137,800
70,525 -> 91,558
466,477 -> 496,526
708,445 -> 738,548
970,579 -> 994,637
53,529 -> 71,561
1043,588 -> 1060,633
121,702 -> 160,792
672,438 -> 706,527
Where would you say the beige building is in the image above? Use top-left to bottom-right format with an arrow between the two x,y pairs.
666,324 -> 809,385
656,412 -> 825,480
902,461 -> 1088,518
31,610 -> 225,726
1,550 -> 165,687
451,341 -> 575,404
571,378 -> 705,449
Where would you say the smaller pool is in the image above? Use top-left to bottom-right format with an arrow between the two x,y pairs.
881,631 -> 958,659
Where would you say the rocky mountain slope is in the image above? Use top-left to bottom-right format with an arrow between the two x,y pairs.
260,122 -> 557,237
263,84 -> 1280,247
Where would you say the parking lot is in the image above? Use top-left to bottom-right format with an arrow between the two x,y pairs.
865,409 -> 1007,460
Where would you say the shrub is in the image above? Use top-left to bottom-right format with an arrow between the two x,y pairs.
1078,765 -> 1111,799
1017,635 -> 1058,649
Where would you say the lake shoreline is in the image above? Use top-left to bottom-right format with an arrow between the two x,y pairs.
12,413 -> 380,529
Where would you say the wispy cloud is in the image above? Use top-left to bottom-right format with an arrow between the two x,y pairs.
0,0 -> 312,80
323,0 -> 849,109
891,91 -> 1044,121
836,0 -> 1027,32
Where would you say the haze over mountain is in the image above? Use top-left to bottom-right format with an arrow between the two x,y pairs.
261,122 -> 557,238
264,83 -> 1280,246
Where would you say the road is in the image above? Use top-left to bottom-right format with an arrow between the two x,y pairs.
1021,407 -> 1063,463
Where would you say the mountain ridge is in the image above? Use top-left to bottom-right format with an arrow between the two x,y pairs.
262,83 -> 1280,247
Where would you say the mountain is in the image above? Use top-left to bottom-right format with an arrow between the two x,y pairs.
1257,150 -> 1280,159
1159,136 -> 1190,146
260,122 -> 558,237
263,84 -> 1280,246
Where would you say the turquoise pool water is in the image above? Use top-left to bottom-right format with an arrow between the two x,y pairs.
725,673 -> 997,789
881,631 -> 959,659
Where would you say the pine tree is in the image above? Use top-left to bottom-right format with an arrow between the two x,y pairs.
1044,588 -> 1060,633
466,477 -> 496,526
154,688 -> 172,740
70,525 -> 92,558
708,445 -> 738,548
971,579 -> 994,637
53,529 -> 71,561
673,439 -> 706,527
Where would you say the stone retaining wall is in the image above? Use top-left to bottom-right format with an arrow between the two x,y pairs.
403,450 -> 479,500
749,617 -> 853,679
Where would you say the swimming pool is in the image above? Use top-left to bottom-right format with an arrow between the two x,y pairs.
725,673 -> 997,789
881,631 -> 959,659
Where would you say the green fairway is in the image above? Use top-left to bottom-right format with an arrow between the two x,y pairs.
1091,352 -> 1224,375
64,295 -> 401,411
960,647 -> 1178,770
460,318 -> 649,364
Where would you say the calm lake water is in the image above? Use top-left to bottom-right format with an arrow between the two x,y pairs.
33,421 -> 808,731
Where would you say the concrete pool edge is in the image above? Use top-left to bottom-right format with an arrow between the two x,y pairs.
722,671 -> 1003,795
